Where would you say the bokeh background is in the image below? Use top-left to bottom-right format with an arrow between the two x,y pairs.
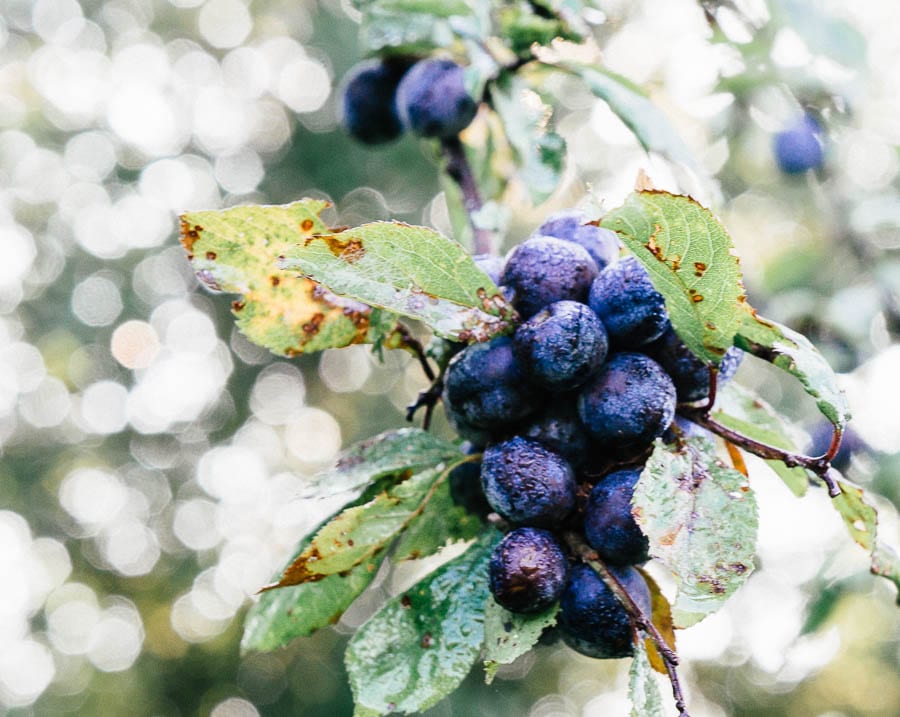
0,0 -> 898,715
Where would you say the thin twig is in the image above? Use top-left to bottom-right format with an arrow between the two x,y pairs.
405,361 -> 449,430
395,325 -> 435,382
441,137 -> 494,256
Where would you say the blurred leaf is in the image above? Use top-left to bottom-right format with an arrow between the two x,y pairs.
305,428 -> 461,499
355,0 -> 489,54
637,568 -> 676,675
635,437 -> 758,628
601,191 -> 747,364
872,543 -> 900,605
180,200 -> 398,356
547,61 -> 696,169
346,530 -> 500,715
833,477 -> 876,553
280,221 -> 515,342
714,382 -> 812,496
491,73 -> 566,204
242,508 -> 386,652
628,640 -> 665,717
392,475 -> 484,561
498,5 -> 582,56
770,0 -> 867,68
482,598 -> 558,684
735,309 -> 851,428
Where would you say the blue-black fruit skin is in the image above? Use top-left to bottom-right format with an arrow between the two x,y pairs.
774,114 -> 824,175
536,210 -> 620,271
520,400 -> 590,468
396,58 -> 477,138
559,564 -> 651,659
645,326 -> 744,402
513,300 -> 608,392
443,336 -> 541,430
584,469 -> 649,566
501,236 -> 599,318
448,442 -> 491,517
578,352 -> 676,454
588,256 -> 670,348
810,424 -> 865,472
489,528 -> 569,614
340,60 -> 408,145
481,437 -> 576,527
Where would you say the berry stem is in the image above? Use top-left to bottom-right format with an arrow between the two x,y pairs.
395,324 -> 436,382
441,137 -> 494,256
563,531 -> 691,717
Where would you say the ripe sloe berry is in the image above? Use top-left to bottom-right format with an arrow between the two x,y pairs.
481,437 -> 576,527
558,564 -> 650,659
588,256 -> 670,348
774,114 -> 824,175
578,352 -> 676,455
489,528 -> 569,614
339,59 -> 409,145
520,401 -> 590,468
502,236 -> 599,318
513,300 -> 608,392
535,209 -> 619,271
584,469 -> 649,565
396,58 -> 477,138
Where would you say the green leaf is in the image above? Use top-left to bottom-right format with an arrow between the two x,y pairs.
491,73 -> 566,204
346,530 -> 500,715
637,568 -> 676,676
180,200 -> 398,356
305,428 -> 461,499
601,191 -> 747,364
242,508 -> 386,652
872,543 -> 900,605
547,61 -> 696,169
628,640 -> 665,717
482,598 -> 558,684
713,382 -> 812,496
355,0 -> 488,54
735,309 -> 851,427
635,437 -> 758,628
280,221 -> 516,342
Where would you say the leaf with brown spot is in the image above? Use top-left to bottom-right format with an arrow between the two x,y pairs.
180,199 -> 400,356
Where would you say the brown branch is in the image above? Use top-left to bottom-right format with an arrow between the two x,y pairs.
395,324 -> 435,382
564,532 -> 690,717
441,137 -> 494,256
405,360 -> 449,430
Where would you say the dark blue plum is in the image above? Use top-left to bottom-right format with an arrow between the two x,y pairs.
577,352 -> 676,454
810,424 -> 866,472
644,326 -> 743,402
774,114 -> 824,175
513,300 -> 608,392
520,401 -> 590,468
501,236 -> 599,318
558,564 -> 650,659
489,528 -> 569,614
339,59 -> 409,145
443,336 -> 541,430
584,469 -> 649,566
535,209 -> 619,271
396,58 -> 477,138
448,442 -> 491,517
481,437 -> 576,527
588,256 -> 670,348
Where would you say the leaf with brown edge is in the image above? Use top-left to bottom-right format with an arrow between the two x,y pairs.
636,568 -> 676,675
180,199 -> 400,356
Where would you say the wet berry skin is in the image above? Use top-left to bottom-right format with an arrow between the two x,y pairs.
443,336 -> 541,430
489,528 -> 569,614
588,256 -> 670,348
339,59 -> 409,145
513,300 -> 608,392
501,236 -> 599,318
644,326 -> 743,402
559,564 -> 650,658
480,437 -> 576,527
774,114 -> 824,175
396,58 -> 477,138
584,469 -> 649,566
577,352 -> 676,455
535,209 -> 620,271
520,400 -> 590,468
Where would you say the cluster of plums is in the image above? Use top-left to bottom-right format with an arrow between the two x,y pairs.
444,211 -> 742,658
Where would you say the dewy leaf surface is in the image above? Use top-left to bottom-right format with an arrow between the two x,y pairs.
713,382 -> 811,497
482,598 -> 558,684
735,309 -> 851,427
601,191 -> 746,364
345,530 -> 500,715
280,221 -> 515,343
628,640 -> 665,717
180,199 -> 397,356
634,437 -> 758,628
